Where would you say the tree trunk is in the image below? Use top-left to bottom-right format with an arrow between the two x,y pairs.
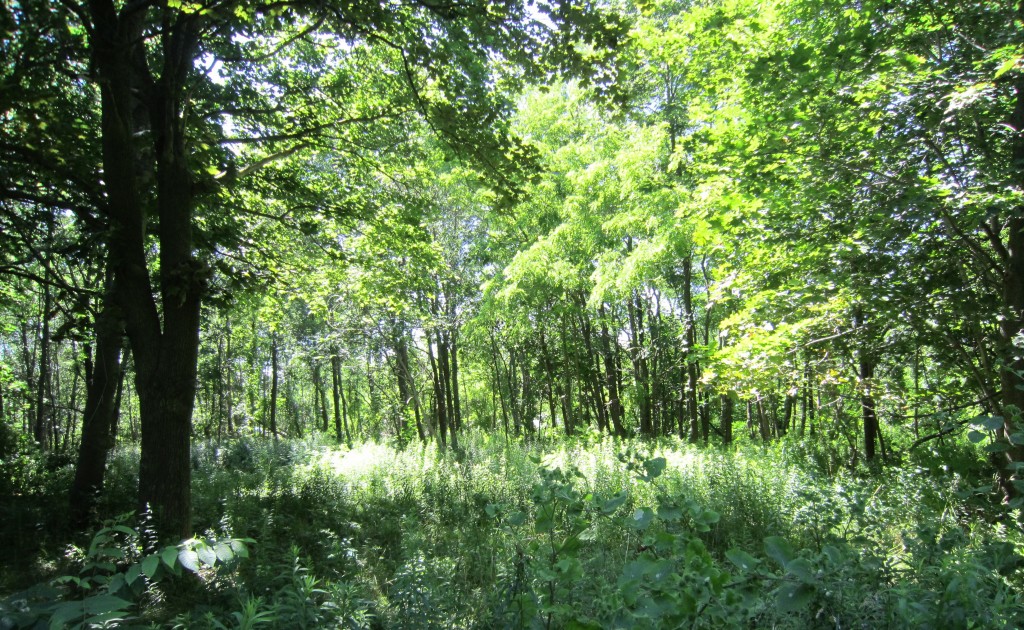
538,328 -> 559,431
450,333 -> 463,432
312,360 -> 330,433
69,266 -> 126,528
721,393 -> 733,445
331,351 -> 346,444
427,335 -> 447,448
89,3 -> 205,541
34,254 -> 52,448
269,334 -> 279,439
627,292 -> 652,437
394,329 -> 414,441
995,58 -> 1024,505
599,306 -> 625,437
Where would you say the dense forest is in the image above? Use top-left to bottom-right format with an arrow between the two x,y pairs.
2,0 -> 1024,626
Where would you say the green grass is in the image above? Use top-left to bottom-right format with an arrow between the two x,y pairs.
3,430 -> 1024,628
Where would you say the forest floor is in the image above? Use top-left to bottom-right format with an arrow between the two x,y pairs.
3,430 -> 1024,628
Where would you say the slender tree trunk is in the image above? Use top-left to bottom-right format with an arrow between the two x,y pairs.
269,334 -> 279,439
538,328 -> 559,431
627,292 -> 652,437
853,307 -> 878,462
558,319 -> 576,436
427,336 -> 447,448
436,330 -> 458,448
331,351 -> 346,444
312,360 -> 329,433
721,394 -> 733,445
450,334 -> 462,432
599,306 -> 625,437
70,268 -> 126,528
394,330 -> 414,441
34,258 -> 52,448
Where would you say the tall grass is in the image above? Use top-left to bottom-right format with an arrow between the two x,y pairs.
3,429 -> 1023,628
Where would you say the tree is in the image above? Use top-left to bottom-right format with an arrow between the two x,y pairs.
16,0 -> 626,539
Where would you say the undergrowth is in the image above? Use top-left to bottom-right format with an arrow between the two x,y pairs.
2,429 -> 1023,628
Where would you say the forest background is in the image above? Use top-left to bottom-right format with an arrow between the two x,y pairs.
2,0 -> 1024,627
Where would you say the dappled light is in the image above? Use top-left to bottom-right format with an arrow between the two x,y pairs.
3,0 -> 1024,626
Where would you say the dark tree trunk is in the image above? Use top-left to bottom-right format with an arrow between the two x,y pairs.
331,351 -> 347,445
69,267 -> 125,529
853,307 -> 878,462
450,334 -> 463,432
89,3 -> 206,541
559,321 -> 575,437
599,306 -> 625,437
34,252 -> 52,448
394,330 -> 414,440
721,393 -> 733,445
312,360 -> 329,433
995,59 -> 1024,505
436,330 -> 458,448
680,255 -> 700,444
627,292 -> 652,437
269,334 -> 279,439
539,328 -> 559,431
427,336 -> 447,448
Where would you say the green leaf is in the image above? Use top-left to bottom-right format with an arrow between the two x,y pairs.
178,549 -> 200,573
700,509 -> 720,525
656,502 -> 683,521
786,558 -> 816,583
978,416 -> 1005,431
967,430 -> 986,444
775,583 -> 814,613
725,548 -> 758,572
627,507 -> 655,530
995,56 -> 1022,79
641,457 -> 666,481
125,563 -> 142,585
505,510 -> 528,527
600,491 -> 628,515
985,441 -> 1011,453
229,539 -> 250,558
764,536 -> 795,568
214,542 -> 235,563
160,546 -> 178,568
196,543 -> 218,567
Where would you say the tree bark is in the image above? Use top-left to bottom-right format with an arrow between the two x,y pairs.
269,334 -> 279,439
599,306 -> 625,437
89,3 -> 207,540
69,265 -> 125,529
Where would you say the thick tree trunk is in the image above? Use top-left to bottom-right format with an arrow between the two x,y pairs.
996,58 -> 1024,506
91,3 -> 205,540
